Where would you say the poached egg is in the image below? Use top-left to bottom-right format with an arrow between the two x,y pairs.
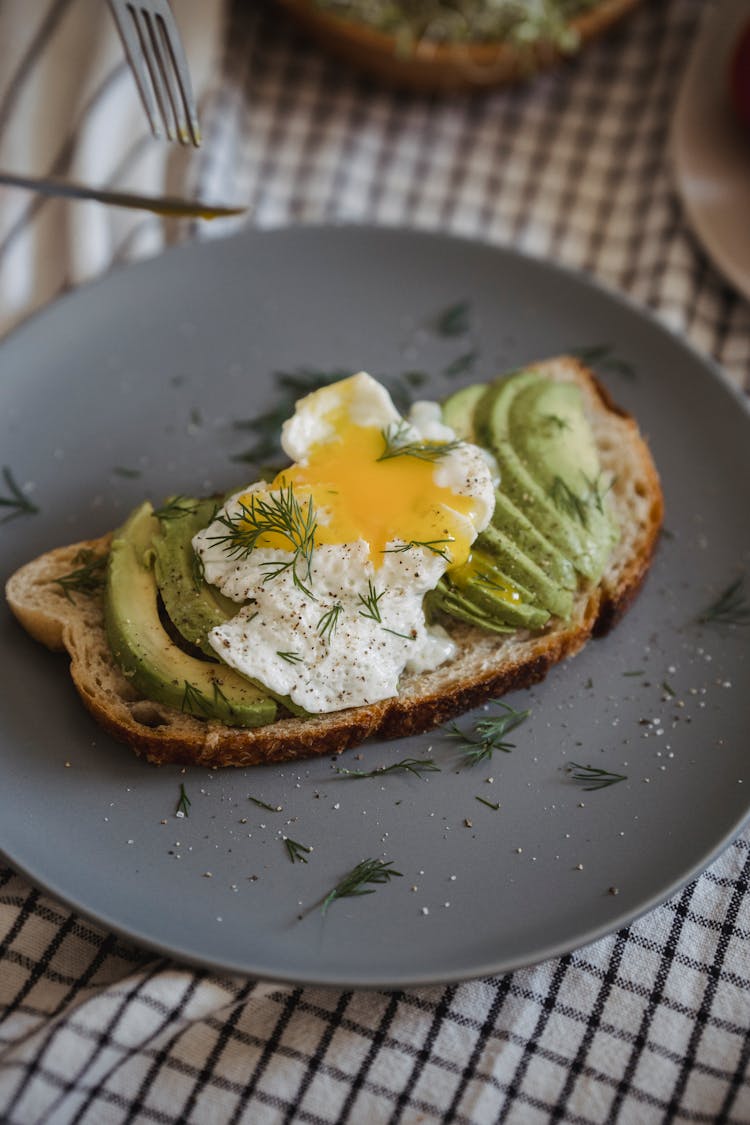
193,373 -> 495,713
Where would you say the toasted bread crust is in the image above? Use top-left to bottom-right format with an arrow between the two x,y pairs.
5,359 -> 663,767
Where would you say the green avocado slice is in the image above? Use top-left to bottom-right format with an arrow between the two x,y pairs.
105,502 -> 277,729
472,524 -> 574,619
151,496 -> 240,658
477,373 -> 605,580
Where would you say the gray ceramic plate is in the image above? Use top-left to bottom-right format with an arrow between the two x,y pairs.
2,226 -> 749,988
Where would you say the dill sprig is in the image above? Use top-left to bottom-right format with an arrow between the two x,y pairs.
384,538 -> 454,562
211,681 -> 236,717
284,837 -> 312,864
377,420 -> 461,464
249,796 -> 282,812
475,796 -> 500,810
181,680 -> 212,717
550,475 -> 589,527
153,496 -> 201,521
52,548 -> 108,602
443,350 -> 477,379
358,580 -> 384,623
572,344 -> 635,379
175,783 -> 191,818
191,550 -> 205,592
435,300 -> 470,337
583,471 -> 615,515
382,626 -> 416,641
321,858 -> 402,913
568,762 -> 627,791
541,413 -> 571,432
696,578 -> 750,627
317,602 -> 343,641
448,701 -> 530,766
0,466 -> 39,524
277,650 -> 303,665
209,482 -> 317,598
335,757 -> 440,780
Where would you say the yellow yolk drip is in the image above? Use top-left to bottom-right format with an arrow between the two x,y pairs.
239,414 -> 481,570
449,552 -> 522,604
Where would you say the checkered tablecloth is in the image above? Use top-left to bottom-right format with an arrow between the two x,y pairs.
2,1 -> 750,1122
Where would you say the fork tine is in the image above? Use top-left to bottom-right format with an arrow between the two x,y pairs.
107,0 -> 164,139
153,6 -> 201,146
131,7 -> 178,142
107,0 -> 201,146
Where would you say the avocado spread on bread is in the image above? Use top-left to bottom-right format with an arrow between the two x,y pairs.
103,368 -> 619,727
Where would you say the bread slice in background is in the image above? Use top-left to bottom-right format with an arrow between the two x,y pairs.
5,358 -> 664,768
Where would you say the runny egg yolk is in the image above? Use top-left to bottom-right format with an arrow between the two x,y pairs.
238,408 -> 482,570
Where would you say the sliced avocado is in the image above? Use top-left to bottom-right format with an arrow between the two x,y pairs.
441,383 -> 486,441
443,383 -> 579,593
477,373 -> 604,580
434,552 -> 550,632
490,490 -> 577,593
509,378 -> 619,581
105,501 -> 277,729
152,496 -> 240,658
510,379 -> 600,488
472,524 -> 574,619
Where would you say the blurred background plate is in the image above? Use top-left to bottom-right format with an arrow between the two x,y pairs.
671,0 -> 750,301
276,0 -> 641,92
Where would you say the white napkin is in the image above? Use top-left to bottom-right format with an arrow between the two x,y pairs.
0,0 -> 225,337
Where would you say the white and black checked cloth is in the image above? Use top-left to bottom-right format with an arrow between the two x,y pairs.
1,1 -> 749,1122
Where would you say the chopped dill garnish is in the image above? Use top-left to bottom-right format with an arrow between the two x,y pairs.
541,414 -> 571,432
435,300 -> 470,337
181,680 -> 212,717
52,548 -> 108,602
209,482 -> 317,598
112,465 -> 141,478
175,783 -> 191,818
623,670 -> 644,677
191,550 -> 205,593
443,350 -> 478,378
0,466 -> 39,523
249,796 -> 282,812
284,837 -> 312,864
277,650 -> 304,665
661,680 -> 676,698
317,603 -> 343,641
583,471 -> 615,515
567,762 -> 627,791
475,796 -> 500,810
153,496 -> 200,521
383,538 -> 454,562
572,344 -> 635,379
212,681 -> 235,717
377,420 -> 461,464
696,577 -> 750,627
448,701 -> 530,766
550,475 -> 589,527
321,858 -> 402,913
381,626 -> 416,641
358,579 -> 384,623
336,757 -> 440,780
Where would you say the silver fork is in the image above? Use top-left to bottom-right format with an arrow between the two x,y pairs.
107,0 -> 201,146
